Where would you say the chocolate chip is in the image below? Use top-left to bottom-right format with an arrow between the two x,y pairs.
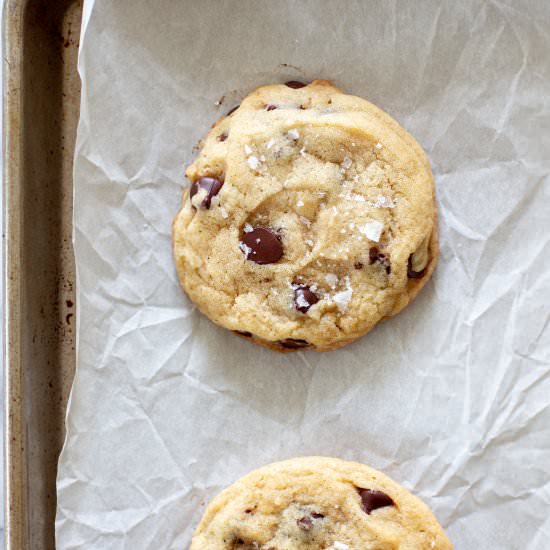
217,132 -> 228,142
285,80 -> 307,89
227,104 -> 240,116
407,254 -> 427,279
297,516 -> 313,530
294,285 -> 319,313
356,488 -> 395,514
265,104 -> 278,111
241,227 -> 283,265
369,247 -> 391,275
354,262 -> 364,270
234,330 -> 252,338
190,177 -> 224,209
368,247 -> 377,263
279,338 -> 310,349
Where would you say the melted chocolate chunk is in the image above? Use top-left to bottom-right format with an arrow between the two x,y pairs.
407,254 -> 427,279
241,227 -> 283,265
294,285 -> 319,313
369,247 -> 391,274
285,80 -> 307,89
369,247 -> 380,263
265,104 -> 278,111
297,511 -> 324,530
279,338 -> 310,349
356,488 -> 395,514
227,104 -> 240,116
190,177 -> 224,209
232,539 -> 259,550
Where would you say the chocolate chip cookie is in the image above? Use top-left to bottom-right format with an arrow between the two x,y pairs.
190,456 -> 452,549
173,80 -> 438,352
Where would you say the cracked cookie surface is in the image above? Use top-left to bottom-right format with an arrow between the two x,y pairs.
173,81 -> 438,352
190,456 -> 452,550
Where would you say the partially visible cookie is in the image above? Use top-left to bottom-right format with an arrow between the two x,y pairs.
190,456 -> 452,549
173,80 -> 438,352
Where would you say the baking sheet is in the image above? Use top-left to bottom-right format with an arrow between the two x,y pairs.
55,1 -> 550,548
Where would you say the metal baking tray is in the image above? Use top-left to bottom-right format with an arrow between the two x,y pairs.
3,0 -> 82,547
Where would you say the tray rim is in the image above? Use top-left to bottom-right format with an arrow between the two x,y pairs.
3,1 -> 27,548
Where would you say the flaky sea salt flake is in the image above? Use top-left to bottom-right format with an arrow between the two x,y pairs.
239,242 -> 252,255
334,288 -> 352,312
341,156 -> 353,169
359,220 -> 384,242
247,155 -> 261,170
287,128 -> 300,140
325,273 -> 338,288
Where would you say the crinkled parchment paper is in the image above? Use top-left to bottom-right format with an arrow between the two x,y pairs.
56,1 -> 550,548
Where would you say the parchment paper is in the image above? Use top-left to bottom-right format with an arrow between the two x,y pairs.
55,1 -> 550,548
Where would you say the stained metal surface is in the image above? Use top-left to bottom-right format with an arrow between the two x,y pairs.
3,0 -> 82,547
